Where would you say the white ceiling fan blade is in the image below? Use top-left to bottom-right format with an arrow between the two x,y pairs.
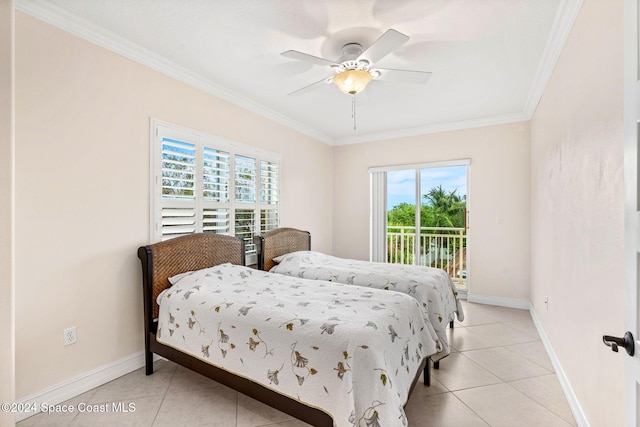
375,68 -> 432,84
281,50 -> 340,67
287,76 -> 332,96
357,29 -> 409,64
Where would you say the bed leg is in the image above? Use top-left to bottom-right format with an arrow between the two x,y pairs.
424,360 -> 431,386
145,334 -> 154,375
433,360 -> 440,370
450,320 -> 454,329
145,350 -> 154,375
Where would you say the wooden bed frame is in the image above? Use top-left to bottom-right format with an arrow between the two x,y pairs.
254,227 -> 311,271
138,233 -> 429,427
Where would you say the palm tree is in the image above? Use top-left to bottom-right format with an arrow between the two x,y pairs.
422,185 -> 466,229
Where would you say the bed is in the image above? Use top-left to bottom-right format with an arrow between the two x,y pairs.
255,227 -> 465,363
138,233 -> 440,427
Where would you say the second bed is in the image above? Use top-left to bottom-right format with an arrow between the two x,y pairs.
256,227 -> 464,362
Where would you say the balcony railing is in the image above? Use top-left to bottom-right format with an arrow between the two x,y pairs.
387,225 -> 467,288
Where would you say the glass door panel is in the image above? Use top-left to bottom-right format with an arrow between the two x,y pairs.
419,166 -> 467,290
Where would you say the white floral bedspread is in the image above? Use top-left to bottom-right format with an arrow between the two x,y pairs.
157,263 -> 440,427
270,251 -> 464,361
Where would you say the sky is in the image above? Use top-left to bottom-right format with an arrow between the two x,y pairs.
387,165 -> 467,210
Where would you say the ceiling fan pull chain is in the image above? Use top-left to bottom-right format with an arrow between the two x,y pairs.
352,95 -> 356,130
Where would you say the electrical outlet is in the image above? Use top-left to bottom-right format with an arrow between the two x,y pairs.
64,327 -> 76,346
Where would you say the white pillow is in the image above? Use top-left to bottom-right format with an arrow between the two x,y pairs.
272,254 -> 287,264
168,270 -> 194,285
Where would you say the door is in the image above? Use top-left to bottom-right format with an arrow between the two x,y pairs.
375,160 -> 469,292
419,165 -> 468,290
624,1 -> 640,424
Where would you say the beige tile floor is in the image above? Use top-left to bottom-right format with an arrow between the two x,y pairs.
17,300 -> 577,427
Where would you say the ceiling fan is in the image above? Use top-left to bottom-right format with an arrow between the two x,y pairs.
281,29 -> 432,97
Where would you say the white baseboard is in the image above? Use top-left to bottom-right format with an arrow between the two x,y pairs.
529,306 -> 590,427
466,292 -> 531,310
14,351 -> 150,422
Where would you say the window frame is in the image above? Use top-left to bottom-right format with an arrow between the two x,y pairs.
150,118 -> 280,265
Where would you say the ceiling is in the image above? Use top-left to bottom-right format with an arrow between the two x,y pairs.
17,0 -> 582,145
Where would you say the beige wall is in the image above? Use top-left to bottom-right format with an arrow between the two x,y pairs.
0,0 -> 15,426
14,12 -> 333,398
332,122 -> 531,302
530,0 -> 624,425
13,1 -> 628,425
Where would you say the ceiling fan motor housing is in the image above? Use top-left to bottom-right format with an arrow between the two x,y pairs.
334,43 -> 379,79
338,43 -> 364,61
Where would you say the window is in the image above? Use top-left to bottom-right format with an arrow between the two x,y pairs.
151,119 -> 280,265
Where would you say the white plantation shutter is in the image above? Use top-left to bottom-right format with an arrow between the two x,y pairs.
152,120 -> 280,262
234,154 -> 258,263
235,208 -> 257,263
259,161 -> 279,236
159,137 -> 197,240
161,206 -> 197,238
235,155 -> 256,203
261,160 -> 279,204
161,138 -> 196,199
202,208 -> 229,233
202,146 -> 231,234
202,147 -> 230,203
260,209 -> 278,233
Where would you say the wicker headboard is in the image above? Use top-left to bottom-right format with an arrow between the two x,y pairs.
138,233 -> 245,321
256,227 -> 310,271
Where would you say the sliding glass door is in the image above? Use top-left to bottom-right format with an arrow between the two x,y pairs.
371,160 -> 469,291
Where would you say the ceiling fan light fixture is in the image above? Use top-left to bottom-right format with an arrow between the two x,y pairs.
332,69 -> 373,95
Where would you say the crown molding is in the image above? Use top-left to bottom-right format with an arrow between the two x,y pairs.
16,0 -> 582,147
523,0 -> 584,116
15,0 -> 334,145
333,112 -> 531,146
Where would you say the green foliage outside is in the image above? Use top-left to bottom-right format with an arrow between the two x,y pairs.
387,185 -> 466,231
387,186 -> 467,266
